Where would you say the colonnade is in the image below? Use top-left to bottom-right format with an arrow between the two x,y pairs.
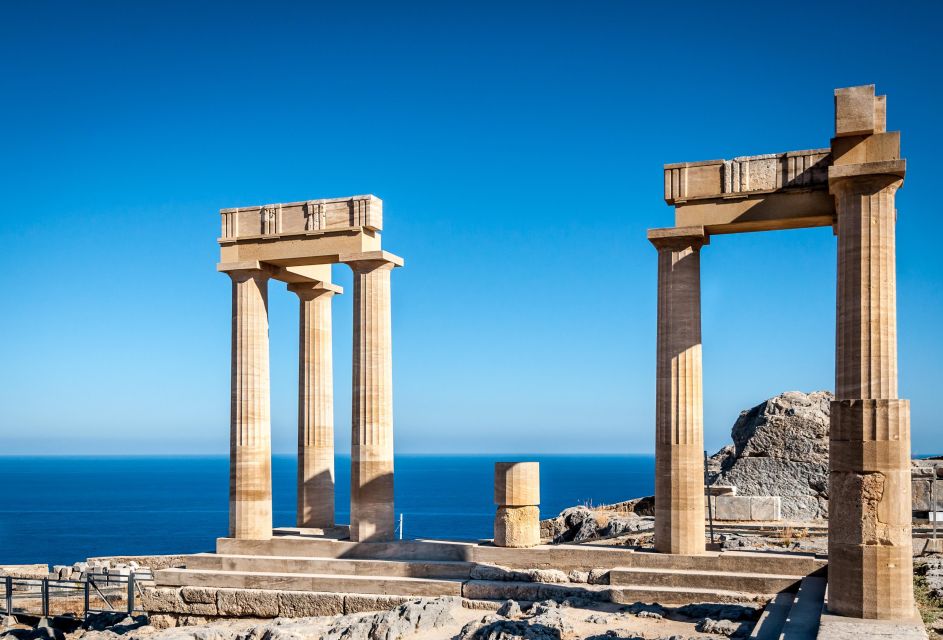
650,168 -> 912,619
223,253 -> 401,543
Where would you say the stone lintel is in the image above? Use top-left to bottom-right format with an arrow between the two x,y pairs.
339,250 -> 405,268
647,226 -> 708,251
219,228 -> 382,268
219,195 -> 382,241
664,148 -> 831,204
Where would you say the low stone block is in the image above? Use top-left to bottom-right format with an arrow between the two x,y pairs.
178,587 -> 218,615
277,591 -> 344,617
749,496 -> 782,521
715,496 -> 751,521
215,588 -> 279,617
141,587 -> 182,614
714,495 -> 782,521
462,580 -> 541,602
912,479 -> 943,511
343,594 -> 411,614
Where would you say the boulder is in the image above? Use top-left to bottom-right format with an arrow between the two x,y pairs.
710,391 -> 831,521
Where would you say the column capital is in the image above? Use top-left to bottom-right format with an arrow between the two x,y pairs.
828,160 -> 905,195
647,226 -> 709,252
217,261 -> 279,279
340,250 -> 405,271
287,281 -> 343,298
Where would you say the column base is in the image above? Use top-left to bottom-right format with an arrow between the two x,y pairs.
828,399 -> 914,620
494,505 -> 540,548
827,543 -> 915,619
655,442 -> 706,555
350,454 -> 394,542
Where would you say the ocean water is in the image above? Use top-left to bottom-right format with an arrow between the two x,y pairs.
0,455 -> 654,566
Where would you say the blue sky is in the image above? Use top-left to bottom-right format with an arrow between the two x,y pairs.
1,1 -> 940,455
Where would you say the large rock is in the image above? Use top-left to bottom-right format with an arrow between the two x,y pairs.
710,391 -> 831,521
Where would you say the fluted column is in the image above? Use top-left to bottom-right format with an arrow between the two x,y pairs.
649,227 -> 707,555
345,252 -> 402,542
829,172 -> 913,619
227,268 -> 273,540
289,282 -> 339,529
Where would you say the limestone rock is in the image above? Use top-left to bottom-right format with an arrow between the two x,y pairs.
710,391 -> 831,521
540,504 -> 655,544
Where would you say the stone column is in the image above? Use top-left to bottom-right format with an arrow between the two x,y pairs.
829,172 -> 913,619
227,267 -> 273,540
288,282 -> 339,529
649,227 -> 708,555
494,462 -> 540,548
344,253 -> 401,542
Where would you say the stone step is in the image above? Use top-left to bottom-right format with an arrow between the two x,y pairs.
216,536 -> 825,576
609,567 -> 802,594
749,591 -> 794,639
780,576 -> 826,639
154,568 -> 463,597
185,553 -> 473,579
608,584 -> 768,605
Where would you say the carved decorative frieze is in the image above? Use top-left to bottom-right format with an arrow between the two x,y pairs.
665,149 -> 831,204
218,195 -> 383,242
305,201 -> 324,231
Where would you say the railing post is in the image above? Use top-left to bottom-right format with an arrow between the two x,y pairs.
84,578 -> 89,622
41,578 -> 49,619
127,575 -> 134,614
5,576 -> 12,618
704,450 -> 715,545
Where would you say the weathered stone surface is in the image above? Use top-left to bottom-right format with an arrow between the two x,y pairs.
714,495 -> 782,521
540,504 -> 654,543
215,588 -> 278,617
912,478 -> 943,511
343,593 -> 412,614
141,587 -> 182,614
277,591 -> 344,617
709,391 -> 831,521
494,506 -> 540,548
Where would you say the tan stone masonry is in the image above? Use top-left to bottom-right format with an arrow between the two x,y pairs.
657,84 -> 913,620
218,196 -> 404,544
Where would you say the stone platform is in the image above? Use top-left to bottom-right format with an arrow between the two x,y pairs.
147,528 -> 826,623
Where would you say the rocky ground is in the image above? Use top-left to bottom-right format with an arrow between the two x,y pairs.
0,596 -> 766,640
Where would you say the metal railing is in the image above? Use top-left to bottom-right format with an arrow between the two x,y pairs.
3,571 -> 151,622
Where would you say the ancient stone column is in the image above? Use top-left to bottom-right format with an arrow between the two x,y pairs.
829,173 -> 913,619
494,462 -> 540,548
826,85 -> 913,620
227,267 -> 273,540
345,254 -> 400,542
288,282 -> 338,529
649,227 -> 708,555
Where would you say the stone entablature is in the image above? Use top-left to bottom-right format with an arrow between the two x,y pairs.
664,148 -> 831,204
220,195 -> 382,240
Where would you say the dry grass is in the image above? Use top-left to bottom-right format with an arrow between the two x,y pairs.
915,565 -> 943,638
774,525 -> 810,547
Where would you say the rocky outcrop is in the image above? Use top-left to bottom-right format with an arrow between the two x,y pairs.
540,498 -> 655,543
709,391 -> 831,521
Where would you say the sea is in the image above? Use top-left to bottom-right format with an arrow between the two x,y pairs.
0,454 -> 655,566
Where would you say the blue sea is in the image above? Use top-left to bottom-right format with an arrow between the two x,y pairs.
0,455 -> 654,566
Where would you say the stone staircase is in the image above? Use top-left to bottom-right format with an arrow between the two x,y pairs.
152,533 -> 826,611
747,576 -> 826,639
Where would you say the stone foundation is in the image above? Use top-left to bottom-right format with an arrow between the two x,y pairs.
143,586 -> 414,625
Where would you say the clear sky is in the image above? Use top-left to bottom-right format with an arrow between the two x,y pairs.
1,1 -> 940,455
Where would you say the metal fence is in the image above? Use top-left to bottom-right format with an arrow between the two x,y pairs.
3,571 -> 152,622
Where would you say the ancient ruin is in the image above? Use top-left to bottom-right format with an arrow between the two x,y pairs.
130,85 -> 922,637
653,84 -> 912,619
217,195 -> 403,543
